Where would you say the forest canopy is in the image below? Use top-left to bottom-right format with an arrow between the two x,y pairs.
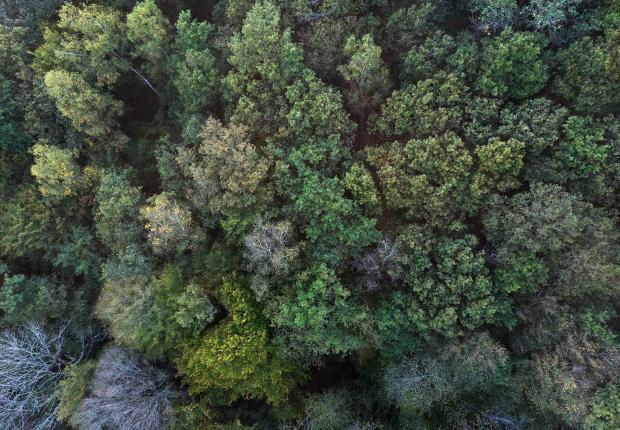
0,0 -> 619,429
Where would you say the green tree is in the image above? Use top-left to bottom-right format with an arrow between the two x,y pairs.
170,10 -> 218,125
554,33 -> 620,113
288,171 -> 380,266
44,70 -> 124,142
224,0 -> 304,139
383,333 -> 508,417
267,264 -> 372,358
283,69 -> 355,145
338,34 -> 390,119
126,0 -> 169,79
471,137 -> 525,200
584,382 -> 620,430
381,227 -> 497,343
469,0 -> 518,34
176,276 -> 302,404
141,192 -> 193,255
177,118 -> 273,217
0,267 -> 70,328
374,72 -> 465,138
30,143 -> 80,203
476,29 -> 549,100
93,170 -> 142,253
366,133 -> 473,225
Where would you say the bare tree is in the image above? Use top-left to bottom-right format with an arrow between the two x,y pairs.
0,322 -> 79,430
72,346 -> 177,430
244,219 -> 300,275
353,238 -> 402,292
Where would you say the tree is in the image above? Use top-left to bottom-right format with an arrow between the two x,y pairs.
379,227 -> 497,343
288,172 -> 380,266
353,237 -> 403,292
93,170 -> 142,253
176,276 -> 302,404
558,116 -> 609,180
366,133 -> 473,225
0,322 -> 89,430
170,10 -> 218,126
0,74 -> 28,152
471,137 -> 525,200
43,70 -> 124,142
126,0 -> 169,79
584,382 -> 620,430
469,0 -> 518,34
243,218 -> 300,299
71,346 -> 178,430
554,33 -> 620,113
141,192 -> 193,255
374,72 -> 465,138
34,3 -> 125,87
497,98 -> 568,162
267,264 -> 373,358
523,0 -> 586,40
0,186 -> 66,259
58,361 -> 96,426
0,267 -> 70,328
29,143 -> 80,203
476,29 -> 548,100
400,31 -> 478,84
484,184 -> 620,303
383,333 -> 508,417
224,0 -> 304,139
283,69 -> 356,145
338,34 -> 390,119
177,118 -> 273,217
53,226 -> 101,279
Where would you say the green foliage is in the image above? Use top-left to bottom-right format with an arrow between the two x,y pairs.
554,33 -> 620,113
177,117 -> 273,217
0,267 -> 69,328
30,143 -> 80,202
288,171 -> 380,266
126,0 -> 169,78
224,0 -> 304,138
584,382 -> 620,430
44,70 -> 124,141
94,170 -> 142,253
141,192 -> 193,255
58,361 -> 96,424
53,226 -> 101,279
170,10 -> 218,125
284,70 -> 356,144
366,133 -> 473,225
2,2 -> 619,429
471,137 -> 525,200
469,0 -> 518,33
0,75 -> 28,152
392,227 -> 497,339
476,29 -> 549,100
267,264 -> 371,357
384,333 -> 508,416
176,276 -> 303,404
374,72 -> 465,138
338,34 -> 390,117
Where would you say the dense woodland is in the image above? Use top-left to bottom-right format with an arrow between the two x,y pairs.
1,0 -> 620,428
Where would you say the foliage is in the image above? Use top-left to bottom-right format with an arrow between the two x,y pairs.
476,29 -> 549,100
176,277 -> 303,404
374,72 -> 465,138
1,1 -> 619,429
338,33 -> 390,118
177,118 -> 273,217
